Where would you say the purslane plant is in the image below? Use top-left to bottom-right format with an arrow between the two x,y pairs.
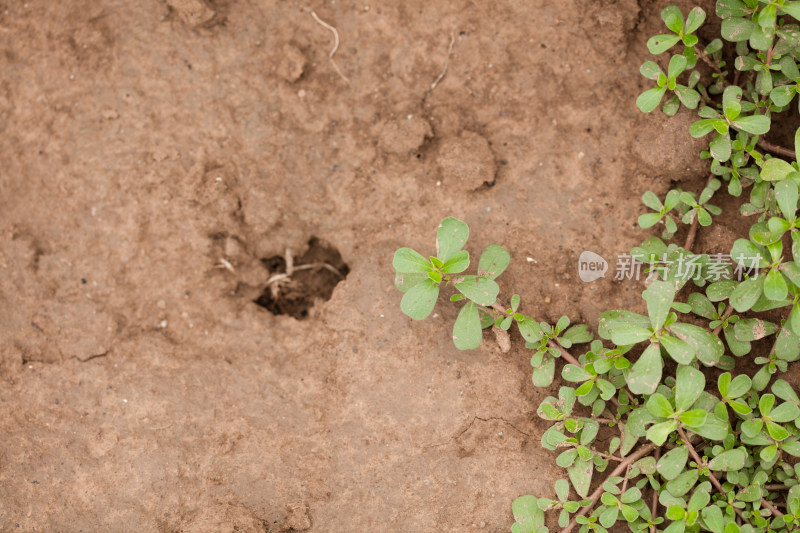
393,2 -> 800,532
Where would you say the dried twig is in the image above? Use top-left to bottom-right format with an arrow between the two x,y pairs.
310,11 -> 350,84
421,33 -> 455,105
266,248 -> 345,299
267,262 -> 345,285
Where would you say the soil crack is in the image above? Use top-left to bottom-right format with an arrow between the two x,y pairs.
424,415 -> 533,448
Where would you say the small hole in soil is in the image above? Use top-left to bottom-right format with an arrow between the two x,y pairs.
254,237 -> 349,320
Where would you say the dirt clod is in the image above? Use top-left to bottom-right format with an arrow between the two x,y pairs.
379,115 -> 433,155
436,130 -> 496,189
276,44 -> 307,83
282,503 -> 312,531
168,0 -> 216,27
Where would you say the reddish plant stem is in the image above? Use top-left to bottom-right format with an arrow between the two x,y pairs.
712,306 -> 734,337
757,138 -> 796,160
676,424 -> 782,521
544,339 -> 622,409
698,47 -> 726,79
650,447 -> 661,533
489,302 -> 621,407
761,497 -> 784,518
677,425 -> 724,493
561,443 -> 656,533
621,464 -> 631,495
765,484 -> 790,491
683,173 -> 716,252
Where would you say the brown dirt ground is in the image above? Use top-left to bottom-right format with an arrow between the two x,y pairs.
0,0 -> 763,531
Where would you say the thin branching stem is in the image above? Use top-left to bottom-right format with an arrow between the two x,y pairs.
683,173 -> 716,252
489,303 -> 623,407
650,447 -> 660,533
712,306 -> 734,336
698,47 -> 727,80
677,424 -> 750,522
561,443 -> 656,533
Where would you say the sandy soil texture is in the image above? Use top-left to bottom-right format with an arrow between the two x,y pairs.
0,0 -> 729,531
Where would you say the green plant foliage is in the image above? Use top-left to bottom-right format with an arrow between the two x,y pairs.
393,2 -> 800,531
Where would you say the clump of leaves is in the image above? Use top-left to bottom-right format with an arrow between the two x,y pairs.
393,2 -> 800,532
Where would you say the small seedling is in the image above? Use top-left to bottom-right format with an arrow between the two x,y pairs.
393,2 -> 800,531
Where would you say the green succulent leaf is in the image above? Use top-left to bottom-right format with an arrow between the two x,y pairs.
454,275 -> 499,306
721,17 -> 755,42
436,217 -> 469,262
644,280 -> 676,331
761,158 -> 796,182
400,279 -> 439,320
661,335 -> 695,365
626,343 -> 663,395
532,356 -> 555,387
685,6 -> 705,33
647,393 -> 674,418
568,458 -> 593,499
732,114 -> 770,135
610,325 -> 652,345
563,364 -> 592,383
657,445 -> 689,481
667,323 -> 724,366
393,247 -> 432,273
452,301 -> 482,350
511,495 -> 545,533
516,315 -> 544,343
647,419 -> 678,446
775,179 -> 799,221
769,401 -> 800,422
666,468 -> 699,497
637,87 -> 667,113
729,277 -> 763,312
708,448 -> 746,471
675,365 -> 705,412
647,34 -> 681,55
477,244 -> 510,280
679,409 -> 707,427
